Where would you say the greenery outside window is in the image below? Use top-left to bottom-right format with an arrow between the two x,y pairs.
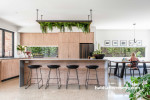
101,47 -> 145,57
27,47 -> 58,57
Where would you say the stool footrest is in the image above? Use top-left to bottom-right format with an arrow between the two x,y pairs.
86,79 -> 98,80
68,78 -> 78,80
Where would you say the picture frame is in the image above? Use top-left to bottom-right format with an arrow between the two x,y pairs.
120,40 -> 127,46
112,40 -> 118,46
129,40 -> 134,46
136,40 -> 142,46
104,40 -> 110,46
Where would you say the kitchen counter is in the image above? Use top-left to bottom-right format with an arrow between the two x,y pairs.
19,58 -> 109,87
20,58 -> 108,61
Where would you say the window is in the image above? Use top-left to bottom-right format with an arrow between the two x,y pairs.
27,47 -> 58,57
101,47 -> 145,57
0,28 -> 14,58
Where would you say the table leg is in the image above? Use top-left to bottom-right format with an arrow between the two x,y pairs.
143,63 -> 148,75
114,63 -> 118,76
20,60 -> 24,87
120,63 -> 125,78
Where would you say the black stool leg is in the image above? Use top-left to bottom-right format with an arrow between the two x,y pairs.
40,68 -> 43,87
66,69 -> 70,89
58,68 -> 61,89
86,69 -> 90,89
76,69 -> 80,89
95,69 -> 100,87
85,68 -> 88,88
56,68 -> 61,89
25,69 -> 32,89
45,68 -> 51,89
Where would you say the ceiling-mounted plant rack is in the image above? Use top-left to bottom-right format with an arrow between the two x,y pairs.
36,9 -> 92,33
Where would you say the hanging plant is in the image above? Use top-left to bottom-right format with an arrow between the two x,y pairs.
38,22 -> 91,33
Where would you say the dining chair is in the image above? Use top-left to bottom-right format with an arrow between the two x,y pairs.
128,61 -> 141,77
108,61 -> 119,77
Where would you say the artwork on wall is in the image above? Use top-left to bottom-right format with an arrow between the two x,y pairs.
120,40 -> 127,46
136,40 -> 142,46
112,40 -> 118,46
104,40 -> 110,46
129,40 -> 134,46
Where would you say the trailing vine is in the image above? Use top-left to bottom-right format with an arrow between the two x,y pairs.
39,22 -> 91,33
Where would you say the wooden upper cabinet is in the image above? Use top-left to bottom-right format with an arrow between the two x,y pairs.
59,33 -> 69,43
79,32 -> 94,43
20,33 -> 59,46
68,32 -> 79,43
86,32 -> 94,43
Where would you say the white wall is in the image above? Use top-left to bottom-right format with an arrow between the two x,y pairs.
96,29 -> 150,61
0,18 -> 19,58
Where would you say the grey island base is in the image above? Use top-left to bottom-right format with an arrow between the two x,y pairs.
20,58 -> 108,87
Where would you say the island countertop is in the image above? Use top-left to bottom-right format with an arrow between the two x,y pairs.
20,58 -> 108,61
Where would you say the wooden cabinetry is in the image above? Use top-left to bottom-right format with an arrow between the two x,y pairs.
80,32 -> 94,43
0,59 -> 19,81
58,32 -> 93,58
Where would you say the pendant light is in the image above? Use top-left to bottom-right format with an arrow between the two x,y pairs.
133,23 -> 137,43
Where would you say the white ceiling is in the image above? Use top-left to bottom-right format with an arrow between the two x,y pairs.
0,0 -> 150,29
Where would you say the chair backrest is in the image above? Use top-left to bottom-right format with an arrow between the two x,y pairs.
131,61 -> 138,67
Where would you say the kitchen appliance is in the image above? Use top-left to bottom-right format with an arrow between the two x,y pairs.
80,43 -> 94,58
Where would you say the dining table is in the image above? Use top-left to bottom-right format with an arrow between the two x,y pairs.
112,61 -> 150,78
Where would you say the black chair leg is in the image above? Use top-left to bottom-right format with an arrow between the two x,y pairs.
109,68 -> 111,77
125,67 -> 126,78
130,69 -> 132,76
133,70 -> 134,77
138,69 -> 141,77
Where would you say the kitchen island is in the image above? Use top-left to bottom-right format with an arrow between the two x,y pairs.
19,58 -> 108,87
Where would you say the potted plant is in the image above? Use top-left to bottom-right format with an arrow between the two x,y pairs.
124,74 -> 150,100
93,43 -> 105,59
17,45 -> 27,58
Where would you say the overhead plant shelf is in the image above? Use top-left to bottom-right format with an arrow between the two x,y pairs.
36,9 -> 93,33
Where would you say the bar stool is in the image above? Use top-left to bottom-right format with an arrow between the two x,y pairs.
25,65 -> 43,89
66,65 -> 80,89
45,65 -> 61,89
85,65 -> 100,89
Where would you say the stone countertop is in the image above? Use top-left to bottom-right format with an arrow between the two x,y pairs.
20,58 -> 108,61
0,58 -> 21,60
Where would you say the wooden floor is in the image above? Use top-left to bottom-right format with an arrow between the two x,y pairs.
0,76 -> 137,100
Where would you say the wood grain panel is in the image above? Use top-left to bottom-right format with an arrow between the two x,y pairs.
86,32 -> 94,43
68,43 -> 79,58
20,33 -> 59,46
79,33 -> 87,43
58,43 -> 69,59
58,33 -> 69,43
68,32 -> 79,43
1,59 -> 19,80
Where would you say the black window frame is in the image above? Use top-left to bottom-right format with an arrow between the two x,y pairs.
0,28 -> 14,58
